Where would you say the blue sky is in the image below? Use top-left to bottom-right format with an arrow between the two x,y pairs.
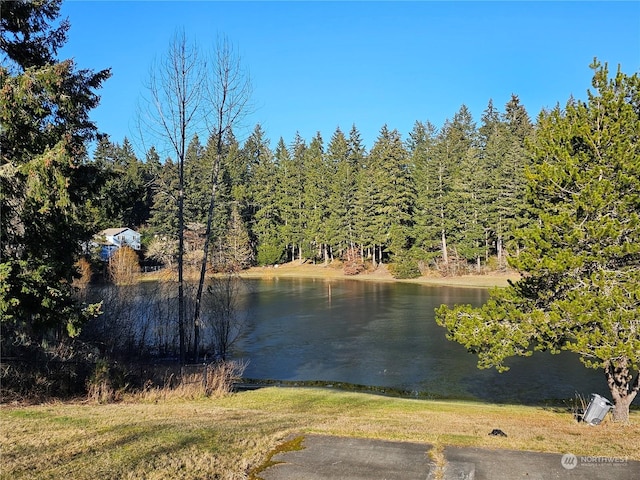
59,1 -> 640,156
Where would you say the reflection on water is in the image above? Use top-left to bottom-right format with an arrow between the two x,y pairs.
233,278 -> 608,403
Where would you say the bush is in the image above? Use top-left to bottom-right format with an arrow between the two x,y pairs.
388,256 -> 421,279
342,247 -> 365,276
256,241 -> 284,266
87,359 -> 128,404
108,247 -> 140,285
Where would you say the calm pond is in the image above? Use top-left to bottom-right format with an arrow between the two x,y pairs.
233,277 -> 608,403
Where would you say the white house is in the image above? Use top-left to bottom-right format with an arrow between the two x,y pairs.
96,228 -> 141,260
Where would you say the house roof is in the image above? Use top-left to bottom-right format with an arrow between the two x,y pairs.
100,228 -> 137,237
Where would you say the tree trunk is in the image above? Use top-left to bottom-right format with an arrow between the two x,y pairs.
178,154 -> 186,364
192,149 -> 221,361
605,359 -> 640,423
441,230 -> 448,266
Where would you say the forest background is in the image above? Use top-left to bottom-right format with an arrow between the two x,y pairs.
90,94 -> 533,279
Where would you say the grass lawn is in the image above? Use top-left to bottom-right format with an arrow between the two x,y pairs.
1,387 -> 638,479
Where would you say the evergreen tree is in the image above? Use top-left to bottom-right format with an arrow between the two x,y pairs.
148,155 -> 179,239
183,134 -> 208,224
498,94 -> 534,257
346,125 -> 369,257
325,127 -> 352,257
277,134 -> 306,262
437,61 -> 640,422
449,107 -> 486,269
478,100 -> 509,264
1,0 -> 110,345
364,126 -> 414,264
204,131 -> 233,268
303,132 -> 331,262
409,120 -> 440,265
245,126 -> 283,265
426,112 -> 467,271
89,137 -> 152,229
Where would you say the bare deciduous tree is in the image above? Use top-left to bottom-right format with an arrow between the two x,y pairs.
139,30 -> 206,363
140,32 -> 250,362
193,36 -> 252,359
108,246 -> 140,285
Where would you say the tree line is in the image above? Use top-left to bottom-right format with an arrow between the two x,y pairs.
88,94 -> 533,278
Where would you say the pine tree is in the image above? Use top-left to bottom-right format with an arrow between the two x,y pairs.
89,137 -> 152,229
277,134 -> 306,262
437,61 -> 640,422
425,110 -> 472,271
148,155 -> 179,239
325,127 -> 351,257
302,132 -> 331,262
346,126 -> 369,258
1,0 -> 110,344
184,134 -> 208,225
498,94 -> 534,258
409,120 -> 441,266
246,126 -> 283,265
364,126 -> 414,265
449,107 -> 486,269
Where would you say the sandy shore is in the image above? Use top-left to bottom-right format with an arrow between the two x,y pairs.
239,261 -> 519,288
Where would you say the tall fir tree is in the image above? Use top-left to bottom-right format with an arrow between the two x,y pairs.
183,134 -> 208,225
325,127 -> 352,256
277,134 -> 306,262
246,126 -> 283,265
1,0 -> 110,345
408,120 -> 440,265
364,126 -> 414,264
302,132 -> 331,262
449,107 -> 486,269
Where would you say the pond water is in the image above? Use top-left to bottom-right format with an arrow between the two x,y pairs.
233,277 -> 608,403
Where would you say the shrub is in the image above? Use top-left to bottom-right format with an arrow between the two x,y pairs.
388,256 -> 421,279
256,241 -> 284,266
87,359 -> 128,404
108,247 -> 140,285
342,247 -> 365,276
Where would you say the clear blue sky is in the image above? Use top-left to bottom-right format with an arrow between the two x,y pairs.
59,1 -> 640,156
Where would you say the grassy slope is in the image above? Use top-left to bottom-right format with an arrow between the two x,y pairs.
1,387 -> 638,479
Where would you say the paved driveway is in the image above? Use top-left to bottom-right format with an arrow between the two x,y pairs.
260,434 -> 640,480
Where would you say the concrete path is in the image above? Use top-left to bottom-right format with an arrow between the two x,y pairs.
260,434 -> 640,480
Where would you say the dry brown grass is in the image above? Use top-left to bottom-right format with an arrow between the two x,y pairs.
239,261 -> 518,287
132,360 -> 247,402
2,387 -> 637,479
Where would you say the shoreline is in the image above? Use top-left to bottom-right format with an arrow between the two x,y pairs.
238,261 -> 519,288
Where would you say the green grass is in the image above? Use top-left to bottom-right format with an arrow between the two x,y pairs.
1,387 -> 638,479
